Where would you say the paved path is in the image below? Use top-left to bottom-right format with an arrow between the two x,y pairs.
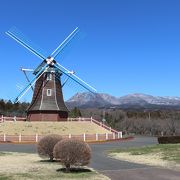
89,137 -> 180,180
101,167 -> 180,180
0,136 -> 180,180
90,136 -> 156,170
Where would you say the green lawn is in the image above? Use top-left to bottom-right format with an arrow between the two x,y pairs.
0,171 -> 97,180
0,152 -> 11,156
0,175 -> 11,180
108,144 -> 180,163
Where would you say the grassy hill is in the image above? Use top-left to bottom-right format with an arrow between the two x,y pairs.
0,121 -> 111,135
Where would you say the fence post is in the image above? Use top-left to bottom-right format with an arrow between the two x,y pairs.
19,134 -> 21,142
96,133 -> 98,141
105,133 -> 108,140
113,133 -> 115,139
110,127 -> 111,132
69,134 -> 71,139
120,132 -> 122,138
118,132 -> 122,139
2,115 -> 4,122
83,133 -> 86,142
35,134 -> 38,142
91,117 -> 93,123
3,134 -> 6,142
14,116 -> 16,122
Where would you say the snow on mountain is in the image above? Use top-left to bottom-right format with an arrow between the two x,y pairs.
66,92 -> 180,108
66,92 -> 111,107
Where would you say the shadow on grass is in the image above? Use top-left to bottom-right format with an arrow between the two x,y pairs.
57,168 -> 92,173
39,159 -> 57,163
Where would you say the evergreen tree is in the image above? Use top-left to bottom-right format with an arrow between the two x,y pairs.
0,99 -> 30,116
69,107 -> 82,118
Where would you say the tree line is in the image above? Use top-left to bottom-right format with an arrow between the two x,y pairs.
0,99 -> 30,117
80,108 -> 180,136
0,99 -> 82,118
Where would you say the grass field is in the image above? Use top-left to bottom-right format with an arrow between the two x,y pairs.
0,152 -> 109,180
0,121 -> 110,135
109,144 -> 180,171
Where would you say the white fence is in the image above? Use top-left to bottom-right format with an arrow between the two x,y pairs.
0,132 -> 123,143
0,116 -> 123,142
67,117 -> 119,134
0,115 -> 26,122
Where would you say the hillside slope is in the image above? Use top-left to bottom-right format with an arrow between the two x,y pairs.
0,121 -> 111,135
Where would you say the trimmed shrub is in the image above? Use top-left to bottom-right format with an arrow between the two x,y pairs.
158,136 -> 180,144
37,134 -> 62,161
53,139 -> 91,172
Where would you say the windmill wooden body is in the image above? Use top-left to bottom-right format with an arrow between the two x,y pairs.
6,27 -> 96,121
27,67 -> 68,121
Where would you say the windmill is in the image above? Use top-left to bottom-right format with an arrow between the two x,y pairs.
6,27 -> 96,121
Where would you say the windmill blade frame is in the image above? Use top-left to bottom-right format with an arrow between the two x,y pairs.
21,68 -> 34,72
62,76 -> 70,87
54,63 -> 97,93
14,64 -> 49,103
21,69 -> 34,91
6,31 -> 46,60
59,71 -> 74,88
51,27 -> 79,59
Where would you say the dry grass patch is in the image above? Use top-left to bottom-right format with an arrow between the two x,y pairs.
109,144 -> 180,171
0,152 -> 109,180
0,121 -> 110,135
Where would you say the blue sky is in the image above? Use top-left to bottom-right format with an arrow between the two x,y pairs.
1,0 -> 180,101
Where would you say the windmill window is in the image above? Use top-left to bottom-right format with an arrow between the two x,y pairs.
47,73 -> 52,81
47,89 -> 52,96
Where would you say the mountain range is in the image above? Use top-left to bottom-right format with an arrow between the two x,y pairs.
66,92 -> 180,110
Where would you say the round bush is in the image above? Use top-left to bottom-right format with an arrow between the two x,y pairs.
53,139 -> 91,172
37,134 -> 62,161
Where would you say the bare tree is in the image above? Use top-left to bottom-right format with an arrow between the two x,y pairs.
53,139 -> 91,172
37,134 -> 62,161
